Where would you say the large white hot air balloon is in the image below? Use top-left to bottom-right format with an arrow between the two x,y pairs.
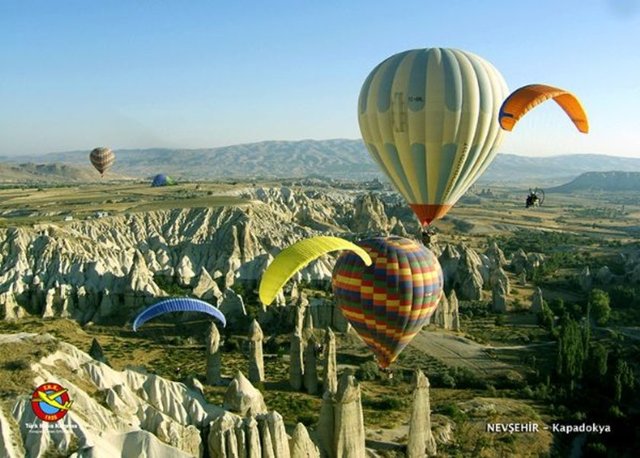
358,48 -> 508,228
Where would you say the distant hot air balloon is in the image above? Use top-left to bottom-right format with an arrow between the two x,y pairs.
258,236 -> 443,369
358,48 -> 509,228
499,84 -> 589,133
333,236 -> 443,369
151,174 -> 177,187
133,297 -> 226,331
89,147 -> 115,176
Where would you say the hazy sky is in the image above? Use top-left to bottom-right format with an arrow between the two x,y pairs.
1,0 -> 639,157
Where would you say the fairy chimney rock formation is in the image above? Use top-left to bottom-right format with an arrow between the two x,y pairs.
434,292 -> 447,328
333,374 -> 366,458
208,412 -> 238,458
192,267 -> 223,304
290,331 -> 305,391
290,422 -> 320,458
490,266 -> 510,295
492,283 -> 508,313
486,242 -> 507,269
303,335 -> 319,395
248,319 -> 265,383
407,370 -> 437,457
259,411 -> 291,458
244,416 -> 262,458
206,322 -> 222,385
317,391 -> 335,458
531,287 -> 544,313
323,328 -> 338,394
223,371 -> 267,416
448,289 -> 461,331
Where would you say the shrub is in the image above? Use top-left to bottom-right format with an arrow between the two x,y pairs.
438,403 -> 466,422
362,395 -> 405,410
356,361 -> 380,381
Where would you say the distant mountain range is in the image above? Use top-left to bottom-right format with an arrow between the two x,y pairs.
2,139 -> 639,185
0,163 -> 126,185
549,171 -> 640,192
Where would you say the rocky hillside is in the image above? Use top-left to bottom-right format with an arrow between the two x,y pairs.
549,171 -> 640,192
0,187 -> 416,325
0,185 -> 557,327
0,332 -> 322,457
0,163 -> 126,184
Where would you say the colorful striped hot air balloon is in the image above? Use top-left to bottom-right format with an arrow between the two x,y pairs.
332,236 -> 443,369
358,48 -> 508,228
89,147 -> 115,176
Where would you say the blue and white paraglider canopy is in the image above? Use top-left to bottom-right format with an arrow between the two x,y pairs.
133,297 -> 226,331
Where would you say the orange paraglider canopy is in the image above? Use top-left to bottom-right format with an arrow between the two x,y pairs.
499,84 -> 589,133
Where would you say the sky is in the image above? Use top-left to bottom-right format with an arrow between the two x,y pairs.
1,0 -> 639,157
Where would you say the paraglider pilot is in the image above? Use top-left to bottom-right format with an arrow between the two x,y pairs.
525,189 -> 543,208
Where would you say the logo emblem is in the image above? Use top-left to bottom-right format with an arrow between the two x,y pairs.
31,383 -> 73,422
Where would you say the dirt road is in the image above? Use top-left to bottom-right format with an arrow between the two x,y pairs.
408,330 -> 553,375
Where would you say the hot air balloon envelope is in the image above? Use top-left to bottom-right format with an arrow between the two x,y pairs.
358,48 -> 508,227
89,147 -> 115,176
151,174 -> 177,187
332,236 -> 443,368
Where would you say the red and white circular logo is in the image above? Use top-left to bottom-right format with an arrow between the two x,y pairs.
31,383 -> 72,422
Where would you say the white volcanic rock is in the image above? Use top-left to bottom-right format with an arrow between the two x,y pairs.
289,332 -> 305,391
0,291 -> 24,321
492,283 -> 508,313
1,333 -> 224,458
323,328 -> 338,394
192,267 -> 223,304
208,412 -> 240,458
490,266 -> 510,295
510,249 -> 529,274
350,193 -> 390,234
248,320 -> 265,383
333,374 -> 365,458
303,335 -> 319,394
531,287 -> 544,313
223,372 -> 267,416
0,187 -> 430,325
438,244 -> 461,287
206,323 -> 222,385
485,242 -> 507,269
176,255 -> 196,287
433,293 -> 447,328
289,422 -> 320,458
259,411 -> 291,458
219,289 -> 247,328
317,391 -> 334,457
448,290 -> 460,331
407,370 -> 436,457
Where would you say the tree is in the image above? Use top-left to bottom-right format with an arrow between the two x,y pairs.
612,358 -> 635,404
589,289 -> 611,326
556,315 -> 587,391
587,343 -> 608,378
